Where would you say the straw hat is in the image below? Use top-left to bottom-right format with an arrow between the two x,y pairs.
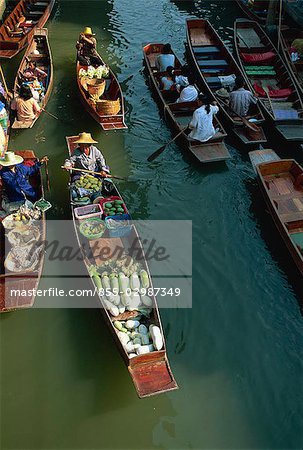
216,88 -> 230,99
74,132 -> 98,144
82,27 -> 95,36
0,151 -> 23,166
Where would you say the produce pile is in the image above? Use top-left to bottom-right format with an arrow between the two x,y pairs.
103,199 -> 126,216
89,254 -> 163,357
78,65 -> 109,79
74,175 -> 102,192
79,217 -> 105,239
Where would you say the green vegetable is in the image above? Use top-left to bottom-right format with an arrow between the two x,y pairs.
118,273 -> 129,293
92,274 -> 102,290
140,270 -> 149,289
102,275 -> 111,290
130,272 -> 140,290
104,202 -> 112,208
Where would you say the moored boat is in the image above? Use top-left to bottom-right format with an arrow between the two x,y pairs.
76,45 -> 127,131
279,27 -> 303,96
249,148 -> 280,173
254,158 -> 303,275
186,18 -> 267,147
143,43 -> 231,164
235,0 -> 280,25
0,150 -> 46,312
66,135 -> 178,398
0,0 -> 55,59
234,19 -> 303,143
12,28 -> 53,129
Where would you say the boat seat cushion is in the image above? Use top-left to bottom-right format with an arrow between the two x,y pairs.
273,109 -> 299,120
241,51 -> 276,64
193,46 -> 220,55
198,59 -> 228,68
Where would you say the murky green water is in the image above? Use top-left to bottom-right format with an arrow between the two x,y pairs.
1,1 -> 303,449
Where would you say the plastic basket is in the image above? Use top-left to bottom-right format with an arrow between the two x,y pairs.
99,196 -> 128,217
105,214 -> 132,238
74,204 -> 102,220
79,217 -> 106,240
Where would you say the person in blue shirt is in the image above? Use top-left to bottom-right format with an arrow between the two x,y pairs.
156,43 -> 175,72
0,151 -> 48,204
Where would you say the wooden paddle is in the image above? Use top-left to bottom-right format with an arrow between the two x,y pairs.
147,127 -> 188,162
41,108 -> 59,120
45,159 -> 50,192
61,166 -> 127,181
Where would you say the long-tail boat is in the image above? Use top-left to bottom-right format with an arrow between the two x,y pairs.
235,0 -> 281,25
279,27 -> 303,97
234,19 -> 303,144
76,45 -> 127,131
186,18 -> 267,147
254,158 -> 303,275
143,43 -> 231,164
66,135 -> 178,398
0,0 -> 55,59
12,28 -> 53,129
0,150 -> 46,312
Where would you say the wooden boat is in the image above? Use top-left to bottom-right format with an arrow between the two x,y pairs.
249,148 -> 280,173
234,19 -> 303,143
186,18 -> 267,147
0,0 -> 55,59
254,158 -> 303,275
0,150 -> 46,312
76,49 -> 127,131
66,135 -> 178,398
143,43 -> 231,164
0,65 -> 11,156
279,27 -> 303,96
235,0 -> 279,24
12,28 -> 53,129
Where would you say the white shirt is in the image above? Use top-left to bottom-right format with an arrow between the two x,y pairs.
176,85 -> 198,103
189,105 -> 219,142
156,54 -> 175,72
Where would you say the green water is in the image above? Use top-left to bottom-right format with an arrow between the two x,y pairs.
1,1 -> 303,449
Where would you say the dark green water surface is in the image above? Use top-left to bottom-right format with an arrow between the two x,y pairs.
1,1 -> 303,449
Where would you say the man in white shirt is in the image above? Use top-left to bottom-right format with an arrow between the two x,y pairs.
176,74 -> 198,103
188,98 -> 219,142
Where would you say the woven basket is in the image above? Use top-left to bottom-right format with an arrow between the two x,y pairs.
96,98 -> 121,115
85,78 -> 106,97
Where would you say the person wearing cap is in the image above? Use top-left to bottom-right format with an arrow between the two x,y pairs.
76,27 -> 102,66
0,152 -> 48,207
64,132 -> 109,177
229,76 -> 257,117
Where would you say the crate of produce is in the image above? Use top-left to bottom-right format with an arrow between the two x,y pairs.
105,214 -> 132,238
74,204 -> 102,220
99,196 -> 128,217
79,217 -> 106,240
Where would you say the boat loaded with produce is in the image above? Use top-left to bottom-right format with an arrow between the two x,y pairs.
0,150 -> 49,313
76,52 -> 127,130
66,135 -> 178,398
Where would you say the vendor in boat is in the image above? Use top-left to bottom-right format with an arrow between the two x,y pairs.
229,76 -> 257,117
11,84 -> 41,123
23,61 -> 47,82
156,43 -> 175,72
76,27 -> 103,67
64,132 -> 109,177
188,95 -> 219,143
176,74 -> 198,103
0,151 -> 48,210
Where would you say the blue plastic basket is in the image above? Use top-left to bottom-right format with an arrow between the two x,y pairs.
105,214 -> 132,238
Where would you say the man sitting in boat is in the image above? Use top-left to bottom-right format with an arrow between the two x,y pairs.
229,76 -> 257,117
188,96 -> 219,143
11,84 -> 41,124
176,74 -> 198,103
76,27 -> 103,67
155,43 -> 175,72
0,151 -> 48,212
23,61 -> 47,82
64,132 -> 109,178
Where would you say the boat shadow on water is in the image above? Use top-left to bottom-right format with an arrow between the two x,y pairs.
245,179 -> 303,309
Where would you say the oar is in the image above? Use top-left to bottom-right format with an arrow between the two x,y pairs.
147,127 -> 188,162
41,108 -> 59,120
45,159 -> 50,192
0,65 -> 9,95
227,104 -> 261,130
61,166 -> 128,181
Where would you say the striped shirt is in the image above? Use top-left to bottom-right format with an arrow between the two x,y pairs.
229,88 -> 257,117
